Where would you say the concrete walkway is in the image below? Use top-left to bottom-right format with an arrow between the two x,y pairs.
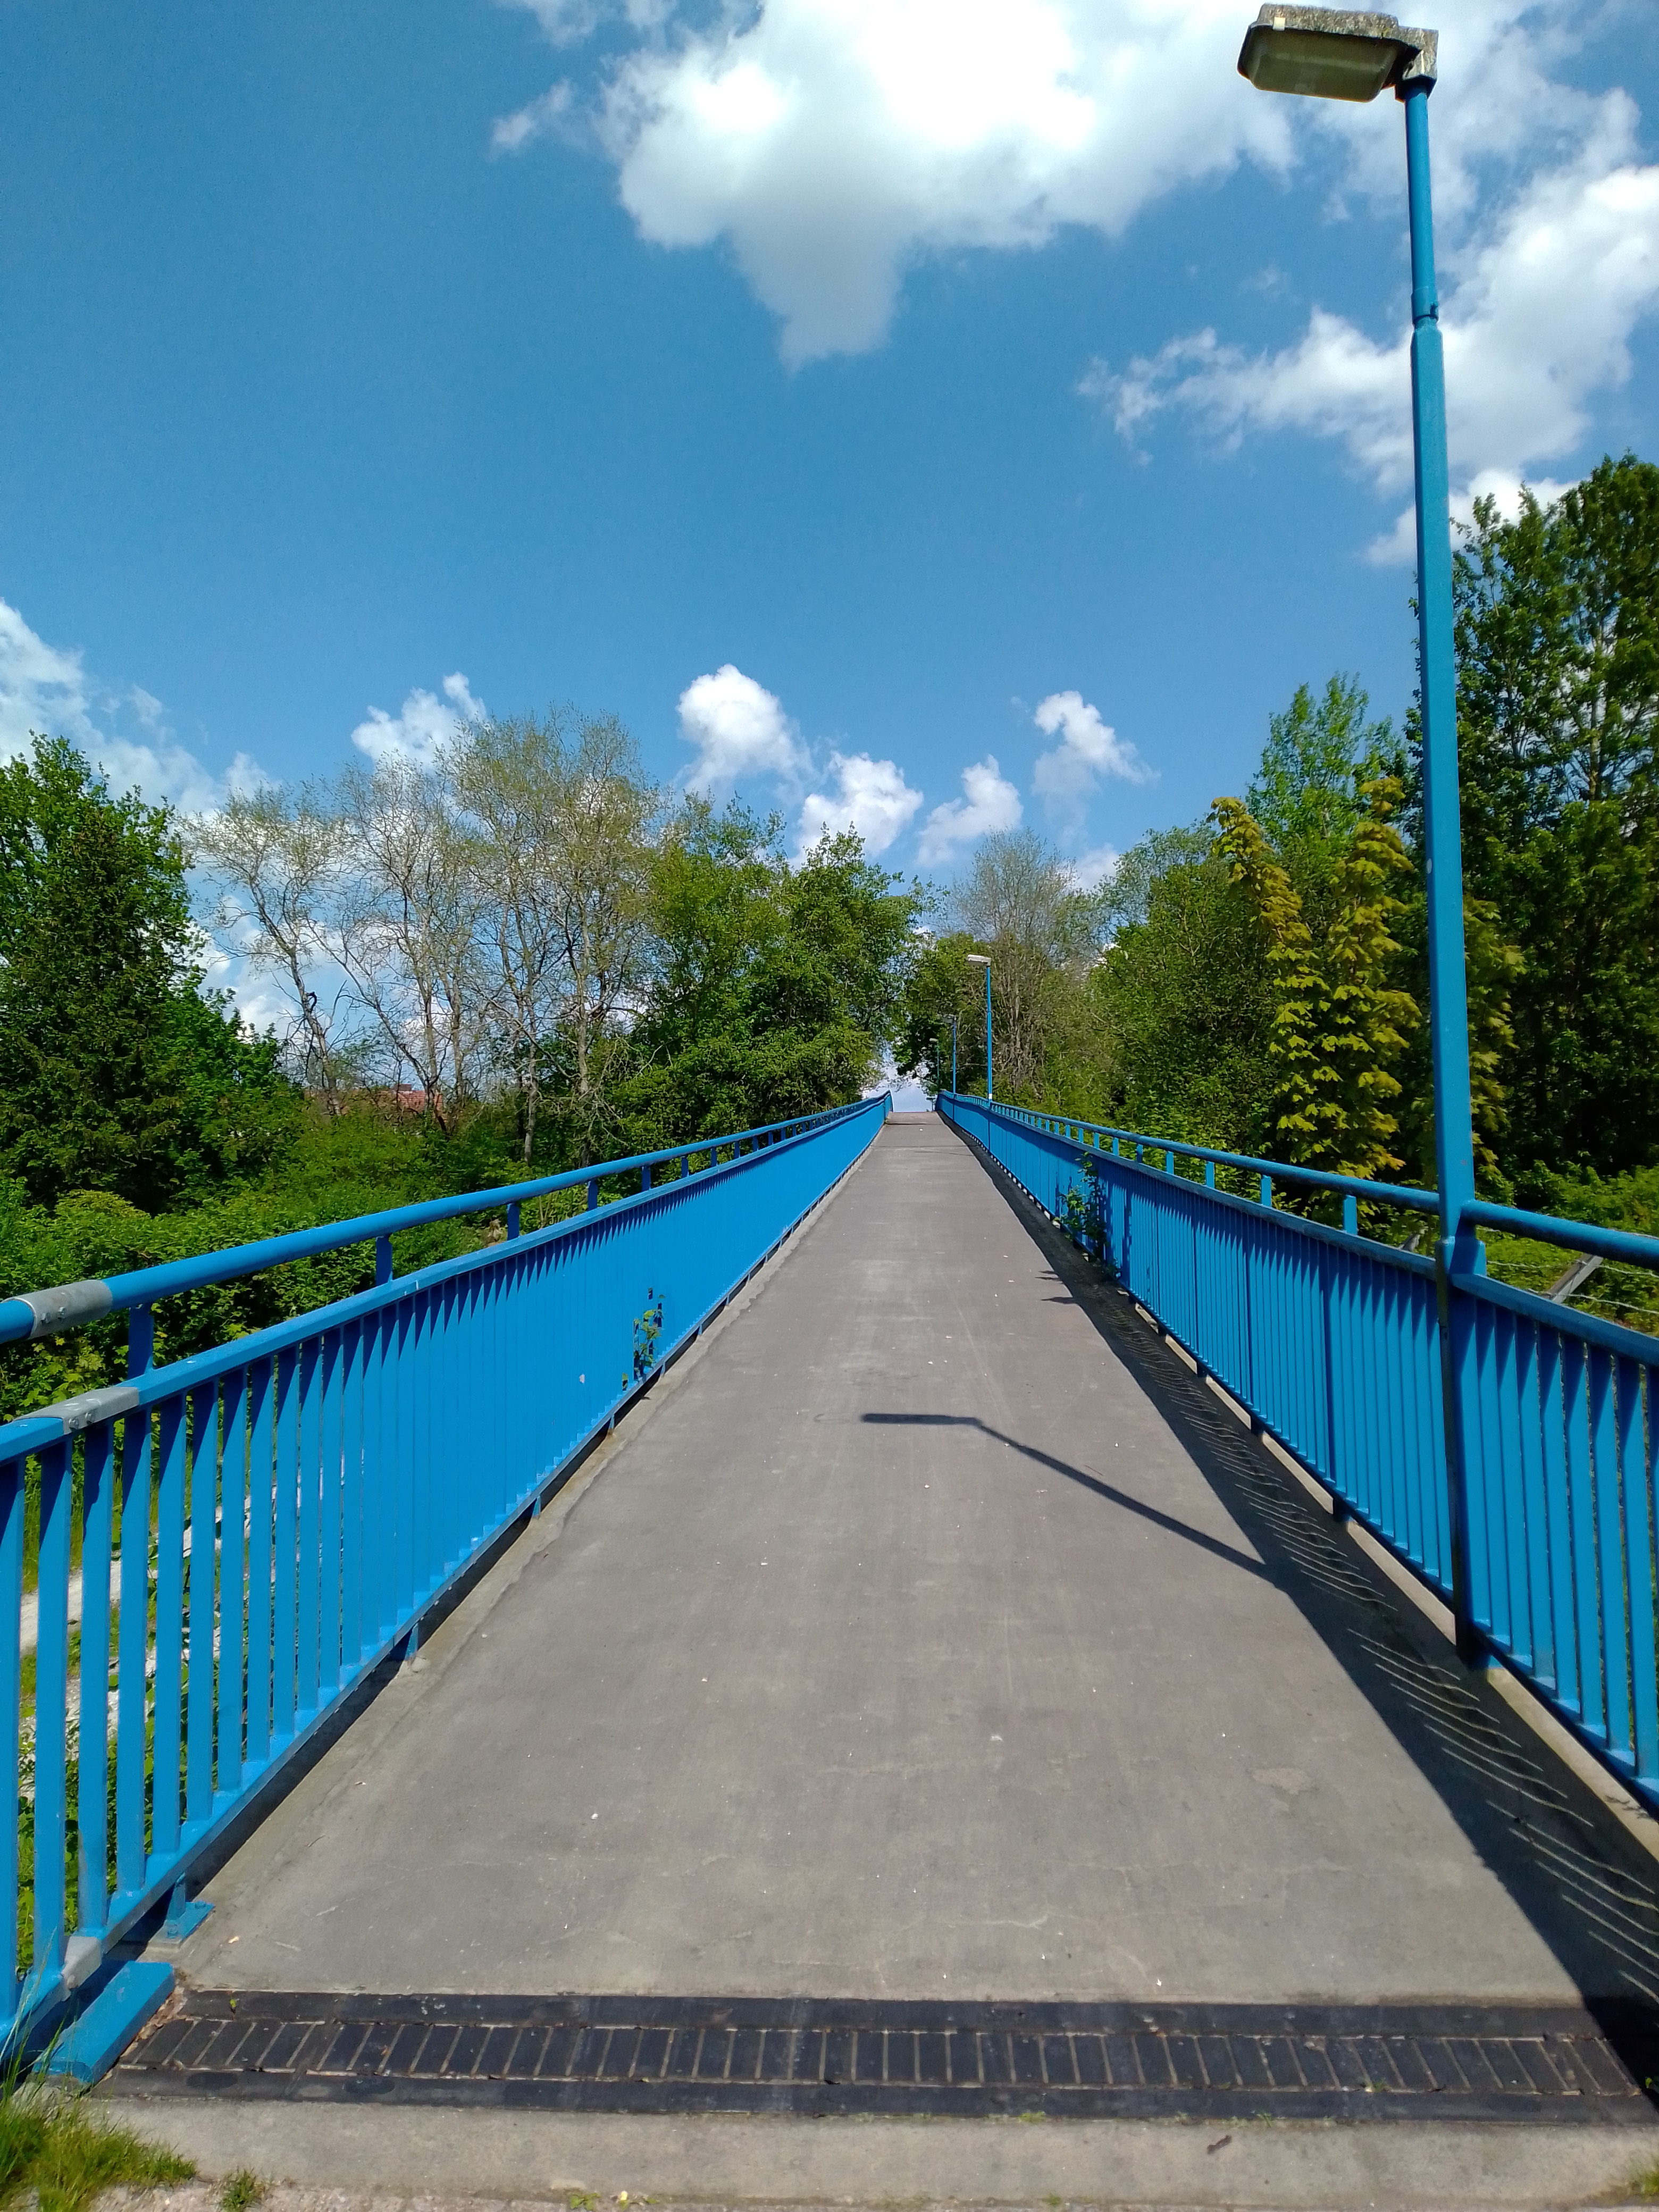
165,1113 -> 1659,2012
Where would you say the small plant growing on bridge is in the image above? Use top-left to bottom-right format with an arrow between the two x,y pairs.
632,1291 -> 664,1381
220,2168 -> 268,2212
1060,1155 -> 1108,1264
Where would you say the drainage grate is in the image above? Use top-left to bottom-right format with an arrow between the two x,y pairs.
107,1992 -> 1659,2122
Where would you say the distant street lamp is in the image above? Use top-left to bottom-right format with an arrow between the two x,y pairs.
1239,5 -> 1484,1655
965,954 -> 993,1102
951,1012 -> 959,1096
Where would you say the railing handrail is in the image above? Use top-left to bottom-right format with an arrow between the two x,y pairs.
939,1093 -> 1439,1213
0,1100 -> 873,1351
1461,1196 -> 1659,1272
943,1093 -> 1659,1275
0,1098 -> 890,1469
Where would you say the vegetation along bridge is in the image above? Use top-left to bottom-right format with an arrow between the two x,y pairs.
4,1095 -> 1659,2196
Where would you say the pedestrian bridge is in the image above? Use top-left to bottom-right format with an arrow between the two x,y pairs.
5,1097 -> 1659,2165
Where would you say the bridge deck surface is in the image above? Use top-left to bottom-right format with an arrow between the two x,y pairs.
174,1115 -> 1659,2010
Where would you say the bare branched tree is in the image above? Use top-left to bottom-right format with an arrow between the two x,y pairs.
545,715 -> 658,1163
335,756 -> 487,1131
189,785 -> 350,1109
193,711 -> 658,1152
954,829 -> 1097,1100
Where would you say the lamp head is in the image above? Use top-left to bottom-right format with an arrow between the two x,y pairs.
964,953 -> 991,967
1237,6 -> 1436,102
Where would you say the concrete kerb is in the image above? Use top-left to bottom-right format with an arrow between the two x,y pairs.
84,2101 -> 1659,2209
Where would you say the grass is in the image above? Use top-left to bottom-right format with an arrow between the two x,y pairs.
0,2075 -> 193,2212
219,2168 -> 266,2212
1482,1230 -> 1659,1339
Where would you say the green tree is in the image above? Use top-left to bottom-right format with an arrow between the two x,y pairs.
1011,825 -> 1276,1151
898,932 -> 993,1097
0,738 -> 297,1210
1451,454 -> 1659,1173
617,806 -> 922,1144
951,830 -> 1097,1102
1213,779 -> 1418,1182
1247,674 -> 1393,924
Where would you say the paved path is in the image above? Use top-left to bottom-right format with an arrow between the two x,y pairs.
172,1116 -> 1659,2008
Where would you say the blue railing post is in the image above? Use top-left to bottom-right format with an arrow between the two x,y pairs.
127,1303 -> 154,1381
1405,76 -> 1482,1664
0,1457 -> 20,2006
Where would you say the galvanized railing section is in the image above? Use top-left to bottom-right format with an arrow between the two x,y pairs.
940,1092 -> 1659,1812
0,1096 -> 889,2046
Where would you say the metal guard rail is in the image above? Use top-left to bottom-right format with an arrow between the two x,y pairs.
941,1091 -> 1659,1820
0,1093 -> 889,2055
0,1105 -> 884,1354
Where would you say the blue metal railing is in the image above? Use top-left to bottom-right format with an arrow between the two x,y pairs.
941,1091 -> 1659,1812
0,1094 -> 889,2050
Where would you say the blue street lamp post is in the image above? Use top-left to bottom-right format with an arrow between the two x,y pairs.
951,1013 -> 958,1096
1238,5 -> 1482,1656
966,953 -> 993,1101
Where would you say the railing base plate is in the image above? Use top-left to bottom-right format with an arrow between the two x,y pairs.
43,1961 -> 175,2085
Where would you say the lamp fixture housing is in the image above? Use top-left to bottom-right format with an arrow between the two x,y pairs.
1237,6 -> 1437,102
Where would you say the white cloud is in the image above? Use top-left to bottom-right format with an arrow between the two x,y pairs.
350,672 -> 486,768
797,749 -> 923,855
495,0 -> 1650,384
497,0 -> 1289,363
1030,690 -> 1150,824
502,0 -> 668,41
677,667 -> 924,853
1065,842 -> 1119,892
1303,0 -> 1608,232
0,595 -> 265,811
1086,93 -> 1659,511
677,663 -> 810,793
917,754 -> 1021,865
1365,466 -> 1579,566
492,82 -> 573,152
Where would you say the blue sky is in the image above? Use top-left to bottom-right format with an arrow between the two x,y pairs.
2,0 -> 1656,903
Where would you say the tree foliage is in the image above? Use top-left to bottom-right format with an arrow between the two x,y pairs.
1247,675 -> 1392,924
1451,453 -> 1659,1175
1216,780 -> 1418,1180
619,805 -> 921,1146
1088,826 -> 1275,1150
0,738 -> 296,1210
